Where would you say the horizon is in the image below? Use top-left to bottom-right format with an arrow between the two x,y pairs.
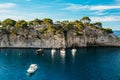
0,0 -> 120,30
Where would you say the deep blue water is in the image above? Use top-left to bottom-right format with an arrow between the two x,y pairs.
114,31 -> 120,37
1,48 -> 120,80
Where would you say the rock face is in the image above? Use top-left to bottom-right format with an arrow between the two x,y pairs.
0,28 -> 120,48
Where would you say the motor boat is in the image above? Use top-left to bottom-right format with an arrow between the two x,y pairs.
60,49 -> 65,54
37,48 -> 43,52
51,48 -> 56,53
72,48 -> 77,53
27,64 -> 38,75
36,48 -> 44,55
60,49 -> 65,59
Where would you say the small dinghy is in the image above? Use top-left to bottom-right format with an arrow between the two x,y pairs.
37,49 -> 43,52
36,49 -> 44,55
27,64 -> 38,75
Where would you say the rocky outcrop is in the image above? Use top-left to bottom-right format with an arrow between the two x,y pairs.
0,29 -> 120,48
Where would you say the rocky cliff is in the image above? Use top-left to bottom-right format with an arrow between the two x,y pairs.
0,27 -> 120,48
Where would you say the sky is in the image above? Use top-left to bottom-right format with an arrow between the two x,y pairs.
0,0 -> 120,30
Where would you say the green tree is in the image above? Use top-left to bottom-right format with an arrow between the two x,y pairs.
93,22 -> 102,28
42,18 -> 53,25
104,28 -> 113,33
28,18 -> 42,27
74,20 -> 84,31
47,25 -> 56,33
28,21 -> 34,27
61,20 -> 69,25
15,20 -> 28,29
61,20 -> 74,31
80,16 -> 91,24
1,18 -> 16,29
33,18 -> 42,26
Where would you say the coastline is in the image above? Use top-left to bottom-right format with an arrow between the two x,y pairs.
1,46 -> 120,49
0,18 -> 120,48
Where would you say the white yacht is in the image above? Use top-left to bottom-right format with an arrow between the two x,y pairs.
51,48 -> 56,53
72,48 -> 77,53
60,49 -> 65,54
27,64 -> 38,74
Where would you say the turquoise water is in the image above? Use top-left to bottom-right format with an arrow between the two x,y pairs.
1,48 -> 120,80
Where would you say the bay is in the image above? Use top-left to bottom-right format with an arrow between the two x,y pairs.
0,48 -> 120,80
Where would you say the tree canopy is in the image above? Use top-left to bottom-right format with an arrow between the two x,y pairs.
104,28 -> 113,33
0,17 -> 113,35
93,22 -> 102,28
15,20 -> 28,29
42,18 -> 53,25
28,18 -> 42,27
80,16 -> 91,24
1,18 -> 16,29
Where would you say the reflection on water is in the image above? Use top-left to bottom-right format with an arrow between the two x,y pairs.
71,49 -> 77,58
51,49 -> 57,60
60,52 -> 65,58
51,50 -> 55,60
71,51 -> 76,57
59,49 -> 66,64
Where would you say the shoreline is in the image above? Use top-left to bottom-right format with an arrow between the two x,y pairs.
0,46 -> 120,49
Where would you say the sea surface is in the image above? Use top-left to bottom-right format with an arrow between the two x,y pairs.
1,48 -> 120,80
114,30 -> 120,37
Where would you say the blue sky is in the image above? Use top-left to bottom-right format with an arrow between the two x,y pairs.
0,0 -> 120,30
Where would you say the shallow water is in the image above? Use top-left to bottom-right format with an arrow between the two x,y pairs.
0,48 -> 120,80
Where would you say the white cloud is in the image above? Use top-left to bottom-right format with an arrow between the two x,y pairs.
91,16 -> 120,22
0,3 -> 16,9
90,5 -> 120,10
63,4 -> 88,11
63,3 -> 120,11
0,12 -> 53,21
0,10 -> 12,13
93,11 -> 107,15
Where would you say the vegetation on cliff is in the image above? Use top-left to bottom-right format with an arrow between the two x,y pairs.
0,16 -> 117,48
0,16 -> 113,35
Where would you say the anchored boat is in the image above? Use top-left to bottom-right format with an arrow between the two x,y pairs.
60,49 -> 65,54
72,48 -> 77,53
27,64 -> 38,75
36,48 -> 44,55
51,48 -> 56,53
